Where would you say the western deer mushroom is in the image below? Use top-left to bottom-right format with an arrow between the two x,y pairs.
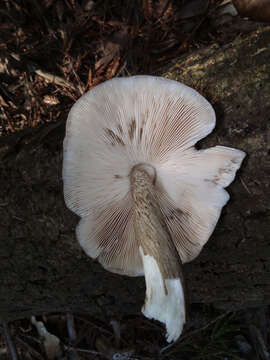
62,75 -> 245,342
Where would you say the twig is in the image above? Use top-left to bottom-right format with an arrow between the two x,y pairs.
66,313 -> 79,360
249,325 -> 270,360
65,346 -> 100,355
67,312 -> 77,342
0,83 -> 17,106
239,176 -> 252,195
73,315 -> 113,336
177,16 -> 206,53
110,319 -> 121,347
160,310 -> 232,354
0,105 -> 15,132
16,336 -> 44,360
2,322 -> 19,360
35,68 -> 75,90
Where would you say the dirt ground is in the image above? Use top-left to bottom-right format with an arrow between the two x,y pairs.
0,1 -> 270,359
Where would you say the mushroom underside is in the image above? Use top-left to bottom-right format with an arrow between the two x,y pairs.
74,145 -> 245,276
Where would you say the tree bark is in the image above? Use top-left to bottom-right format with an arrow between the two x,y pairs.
0,25 -> 269,322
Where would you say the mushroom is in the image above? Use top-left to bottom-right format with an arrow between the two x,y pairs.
62,75 -> 245,342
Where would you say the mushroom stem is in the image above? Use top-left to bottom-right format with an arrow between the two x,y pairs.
130,163 -> 187,342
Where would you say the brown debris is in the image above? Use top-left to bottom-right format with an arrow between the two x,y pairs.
1,307 -> 268,359
0,0 -> 251,136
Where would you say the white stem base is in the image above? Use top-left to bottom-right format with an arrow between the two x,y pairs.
139,247 -> 186,343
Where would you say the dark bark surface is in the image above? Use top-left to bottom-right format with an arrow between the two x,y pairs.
0,26 -> 269,322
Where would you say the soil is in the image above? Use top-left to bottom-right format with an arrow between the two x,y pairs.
1,25 -> 270,324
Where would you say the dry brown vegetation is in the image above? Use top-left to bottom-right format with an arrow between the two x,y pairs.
0,0 -> 240,136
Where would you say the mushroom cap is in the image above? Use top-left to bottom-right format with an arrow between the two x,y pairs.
63,75 -> 245,276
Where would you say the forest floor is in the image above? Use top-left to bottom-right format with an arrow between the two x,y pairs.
0,0 -> 269,359
0,306 -> 269,360
0,0 -> 260,136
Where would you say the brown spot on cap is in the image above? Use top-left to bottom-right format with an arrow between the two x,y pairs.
129,118 -> 136,141
139,127 -> 143,142
105,128 -> 125,146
